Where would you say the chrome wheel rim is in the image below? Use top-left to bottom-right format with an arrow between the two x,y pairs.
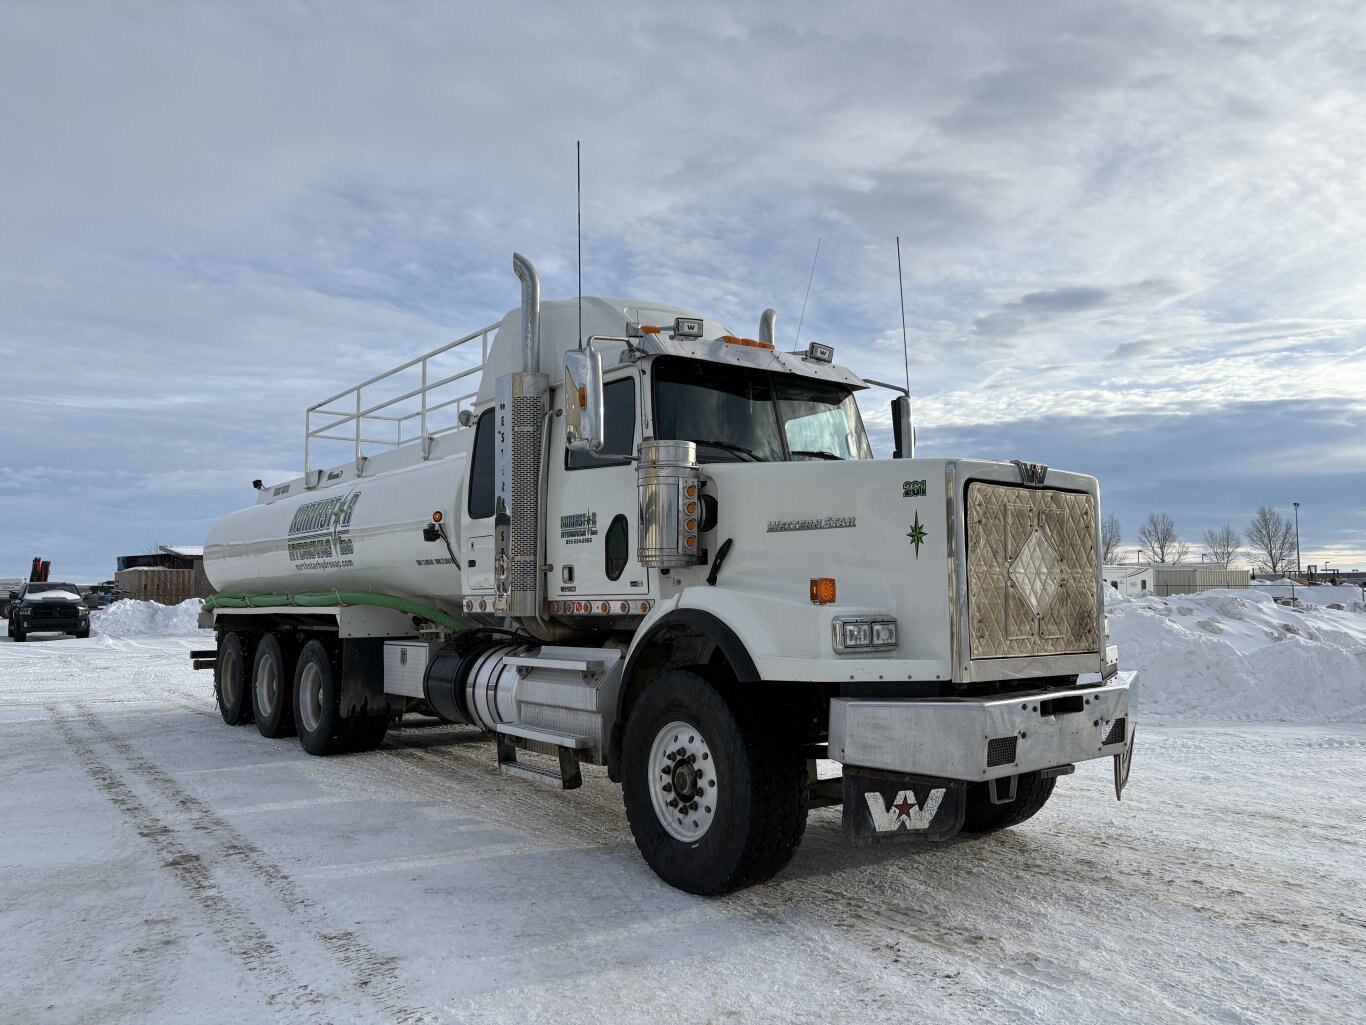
256,655 -> 278,717
220,647 -> 240,707
298,661 -> 324,734
648,720 -> 717,842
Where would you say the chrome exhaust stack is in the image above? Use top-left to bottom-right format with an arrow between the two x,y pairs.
759,308 -> 776,346
495,255 -> 550,618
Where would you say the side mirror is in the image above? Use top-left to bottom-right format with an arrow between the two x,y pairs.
564,342 -> 605,452
891,395 -> 915,459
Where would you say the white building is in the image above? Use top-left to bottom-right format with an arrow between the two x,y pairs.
1103,564 -> 1251,597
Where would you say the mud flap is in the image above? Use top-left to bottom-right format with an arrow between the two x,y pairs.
842,770 -> 966,844
1114,723 -> 1136,800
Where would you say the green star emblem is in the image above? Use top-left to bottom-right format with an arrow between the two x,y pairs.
907,512 -> 927,556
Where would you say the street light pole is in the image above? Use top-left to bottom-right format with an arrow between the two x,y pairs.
1293,502 -> 1301,578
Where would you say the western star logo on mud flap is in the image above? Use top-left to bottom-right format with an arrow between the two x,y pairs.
864,788 -> 944,833
287,492 -> 361,564
842,773 -> 964,843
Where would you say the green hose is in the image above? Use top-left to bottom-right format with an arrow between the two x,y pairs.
203,591 -> 475,633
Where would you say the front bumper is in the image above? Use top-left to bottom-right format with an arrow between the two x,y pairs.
830,671 -> 1136,782
18,611 -> 88,632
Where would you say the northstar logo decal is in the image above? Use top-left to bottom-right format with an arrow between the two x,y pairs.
907,512 -> 927,556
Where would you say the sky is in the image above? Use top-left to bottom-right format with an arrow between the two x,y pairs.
2,0 -> 1364,582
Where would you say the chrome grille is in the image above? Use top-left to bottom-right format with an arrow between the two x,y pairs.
966,483 -> 1099,659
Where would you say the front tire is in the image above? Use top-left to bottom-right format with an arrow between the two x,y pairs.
621,667 -> 808,895
961,771 -> 1057,834
293,639 -> 351,756
252,633 -> 297,738
215,632 -> 254,725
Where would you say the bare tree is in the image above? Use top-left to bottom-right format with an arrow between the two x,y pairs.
1245,506 -> 1297,576
1136,512 -> 1190,563
1201,524 -> 1242,568
1101,513 -> 1124,564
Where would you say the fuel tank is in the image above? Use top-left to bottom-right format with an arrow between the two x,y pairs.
204,452 -> 468,602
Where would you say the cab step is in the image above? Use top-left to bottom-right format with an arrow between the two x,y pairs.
495,723 -> 590,790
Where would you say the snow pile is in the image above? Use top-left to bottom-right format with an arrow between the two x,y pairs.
1107,587 -> 1366,723
90,598 -> 207,637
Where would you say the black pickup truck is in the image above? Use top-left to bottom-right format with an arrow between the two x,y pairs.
5,582 -> 91,641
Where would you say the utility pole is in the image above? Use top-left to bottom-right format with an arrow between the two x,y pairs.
1293,501 -> 1302,578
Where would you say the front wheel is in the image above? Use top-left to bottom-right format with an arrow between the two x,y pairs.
621,667 -> 808,895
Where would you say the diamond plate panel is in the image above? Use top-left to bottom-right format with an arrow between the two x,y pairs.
967,483 -> 1098,659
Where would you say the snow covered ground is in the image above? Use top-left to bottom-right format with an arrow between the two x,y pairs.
2,596 -> 1364,1025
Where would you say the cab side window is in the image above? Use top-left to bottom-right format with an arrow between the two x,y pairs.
567,378 -> 637,470
468,408 -> 495,519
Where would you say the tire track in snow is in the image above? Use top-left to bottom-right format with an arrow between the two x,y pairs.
50,705 -> 330,1020
72,704 -> 437,1025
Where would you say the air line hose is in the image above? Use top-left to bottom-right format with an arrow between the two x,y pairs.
202,591 -> 476,634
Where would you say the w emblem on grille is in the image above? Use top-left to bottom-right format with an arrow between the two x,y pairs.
1012,460 -> 1049,486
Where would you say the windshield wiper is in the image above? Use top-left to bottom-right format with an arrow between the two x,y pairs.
693,440 -> 766,462
790,449 -> 842,461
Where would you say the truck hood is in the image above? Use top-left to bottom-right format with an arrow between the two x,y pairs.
26,590 -> 82,603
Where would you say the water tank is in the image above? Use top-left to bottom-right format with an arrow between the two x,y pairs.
204,454 -> 468,602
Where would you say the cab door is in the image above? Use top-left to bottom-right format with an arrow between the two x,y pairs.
547,371 -> 649,604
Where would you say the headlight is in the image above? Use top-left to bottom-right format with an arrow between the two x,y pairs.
832,616 -> 898,654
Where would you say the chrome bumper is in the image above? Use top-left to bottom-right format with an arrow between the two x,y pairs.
830,671 -> 1136,782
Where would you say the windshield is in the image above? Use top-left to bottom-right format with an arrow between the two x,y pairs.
27,583 -> 79,594
652,357 -> 872,463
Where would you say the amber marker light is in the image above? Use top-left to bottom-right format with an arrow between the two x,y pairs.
810,577 -> 837,604
432,510 -> 443,522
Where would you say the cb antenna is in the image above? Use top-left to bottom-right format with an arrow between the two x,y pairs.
576,141 -> 583,349
897,236 -> 910,393
794,236 -> 821,347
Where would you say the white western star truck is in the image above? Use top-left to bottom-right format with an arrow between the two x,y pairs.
198,253 -> 1136,894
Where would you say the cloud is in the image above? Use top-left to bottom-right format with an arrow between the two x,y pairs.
3,0 -> 1366,576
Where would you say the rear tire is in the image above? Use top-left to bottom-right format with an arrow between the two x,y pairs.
252,633 -> 297,738
293,639 -> 351,756
621,667 -> 808,895
215,632 -> 254,725
961,771 -> 1057,833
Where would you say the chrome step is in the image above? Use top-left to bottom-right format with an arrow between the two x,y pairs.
495,725 -> 586,790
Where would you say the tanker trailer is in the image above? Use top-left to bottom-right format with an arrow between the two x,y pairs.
197,251 -> 1136,894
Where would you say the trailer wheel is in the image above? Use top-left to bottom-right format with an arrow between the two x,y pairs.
215,632 -> 254,725
293,639 -> 351,756
621,667 -> 808,895
252,633 -> 297,739
961,772 -> 1057,834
